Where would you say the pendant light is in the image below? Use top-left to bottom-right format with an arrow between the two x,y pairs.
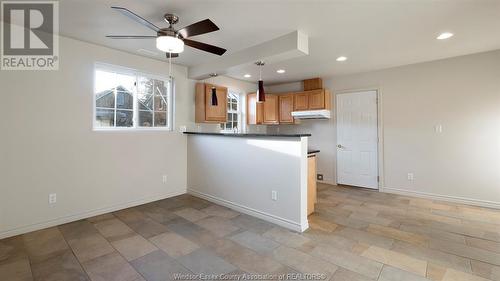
209,73 -> 218,106
255,61 -> 265,102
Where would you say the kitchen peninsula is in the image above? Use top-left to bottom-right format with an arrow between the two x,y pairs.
185,132 -> 316,232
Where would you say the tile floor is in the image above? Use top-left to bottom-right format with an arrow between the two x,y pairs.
1,183 -> 500,280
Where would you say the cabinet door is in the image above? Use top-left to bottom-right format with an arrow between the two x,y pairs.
307,156 -> 317,215
205,85 -> 227,122
294,93 -> 309,111
263,94 -> 279,124
308,89 -> 325,110
279,94 -> 295,124
247,93 -> 263,124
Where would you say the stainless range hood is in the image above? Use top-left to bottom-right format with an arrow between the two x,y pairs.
291,110 -> 331,119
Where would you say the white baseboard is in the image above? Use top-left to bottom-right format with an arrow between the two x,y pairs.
382,187 -> 500,210
0,189 -> 186,240
188,189 -> 308,232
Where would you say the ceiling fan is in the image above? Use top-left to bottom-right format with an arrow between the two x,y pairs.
106,6 -> 227,59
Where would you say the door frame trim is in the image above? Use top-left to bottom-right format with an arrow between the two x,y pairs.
335,88 -> 384,191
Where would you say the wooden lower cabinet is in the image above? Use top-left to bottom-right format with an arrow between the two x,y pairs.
279,94 -> 295,124
307,155 -> 317,215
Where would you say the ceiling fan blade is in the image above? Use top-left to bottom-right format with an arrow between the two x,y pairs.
178,19 -> 219,38
111,6 -> 160,32
183,39 -> 226,56
106,35 -> 157,39
166,53 -> 179,58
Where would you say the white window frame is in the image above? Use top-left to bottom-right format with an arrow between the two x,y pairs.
220,89 -> 242,133
93,62 -> 174,131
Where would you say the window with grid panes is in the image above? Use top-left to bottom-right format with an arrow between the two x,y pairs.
94,63 -> 173,130
220,92 -> 240,132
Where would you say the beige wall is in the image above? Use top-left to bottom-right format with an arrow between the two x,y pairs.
0,36 -> 191,238
269,49 -> 500,207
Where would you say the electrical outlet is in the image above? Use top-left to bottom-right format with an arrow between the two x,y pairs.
48,193 -> 57,204
162,175 -> 168,184
271,190 -> 278,201
435,124 -> 443,133
407,173 -> 414,181
317,174 -> 324,181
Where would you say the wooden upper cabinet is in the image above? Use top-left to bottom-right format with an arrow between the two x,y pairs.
308,89 -> 325,110
279,94 -> 295,124
294,92 -> 309,111
263,94 -> 279,124
246,92 -> 263,125
303,78 -> 323,91
195,83 -> 227,123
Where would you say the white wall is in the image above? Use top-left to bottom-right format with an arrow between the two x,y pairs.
187,135 -> 309,231
0,36 -> 190,238
268,49 -> 500,208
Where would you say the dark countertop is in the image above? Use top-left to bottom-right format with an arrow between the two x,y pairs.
183,132 -> 311,138
308,149 -> 320,155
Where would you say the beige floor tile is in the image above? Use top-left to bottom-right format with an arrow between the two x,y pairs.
174,208 -> 209,222
31,250 -> 88,281
263,227 -> 311,248
67,233 -> 115,263
334,226 -> 394,249
23,227 -> 69,263
367,224 -> 428,246
311,244 -> 383,279
308,215 -> 338,232
430,238 -> 500,266
303,229 -> 356,251
126,218 -> 170,239
211,239 -> 286,274
0,258 -> 33,281
0,236 -> 28,264
149,232 -> 199,258
442,268 -> 491,281
399,223 -> 466,244
391,241 -> 471,273
467,236 -> 500,254
378,265 -> 431,281
111,235 -> 157,261
349,211 -> 399,227
83,252 -> 144,281
361,245 -> 427,276
471,259 -> 500,281
93,218 -> 135,241
201,205 -> 239,219
426,263 -> 447,281
272,246 -> 337,278
86,213 -> 116,223
196,217 -> 240,237
330,267 -> 373,281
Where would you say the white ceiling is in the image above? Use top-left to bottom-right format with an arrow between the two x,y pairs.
60,0 -> 500,84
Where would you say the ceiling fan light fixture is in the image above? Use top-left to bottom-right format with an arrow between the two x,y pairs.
156,36 -> 184,53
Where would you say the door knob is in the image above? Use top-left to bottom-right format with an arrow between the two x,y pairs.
337,144 -> 343,148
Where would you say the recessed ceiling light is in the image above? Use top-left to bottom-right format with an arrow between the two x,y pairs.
244,74 -> 251,78
276,69 -> 286,74
437,32 -> 454,40
336,56 -> 347,62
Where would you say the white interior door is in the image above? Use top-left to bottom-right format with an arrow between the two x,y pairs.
336,91 -> 378,189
